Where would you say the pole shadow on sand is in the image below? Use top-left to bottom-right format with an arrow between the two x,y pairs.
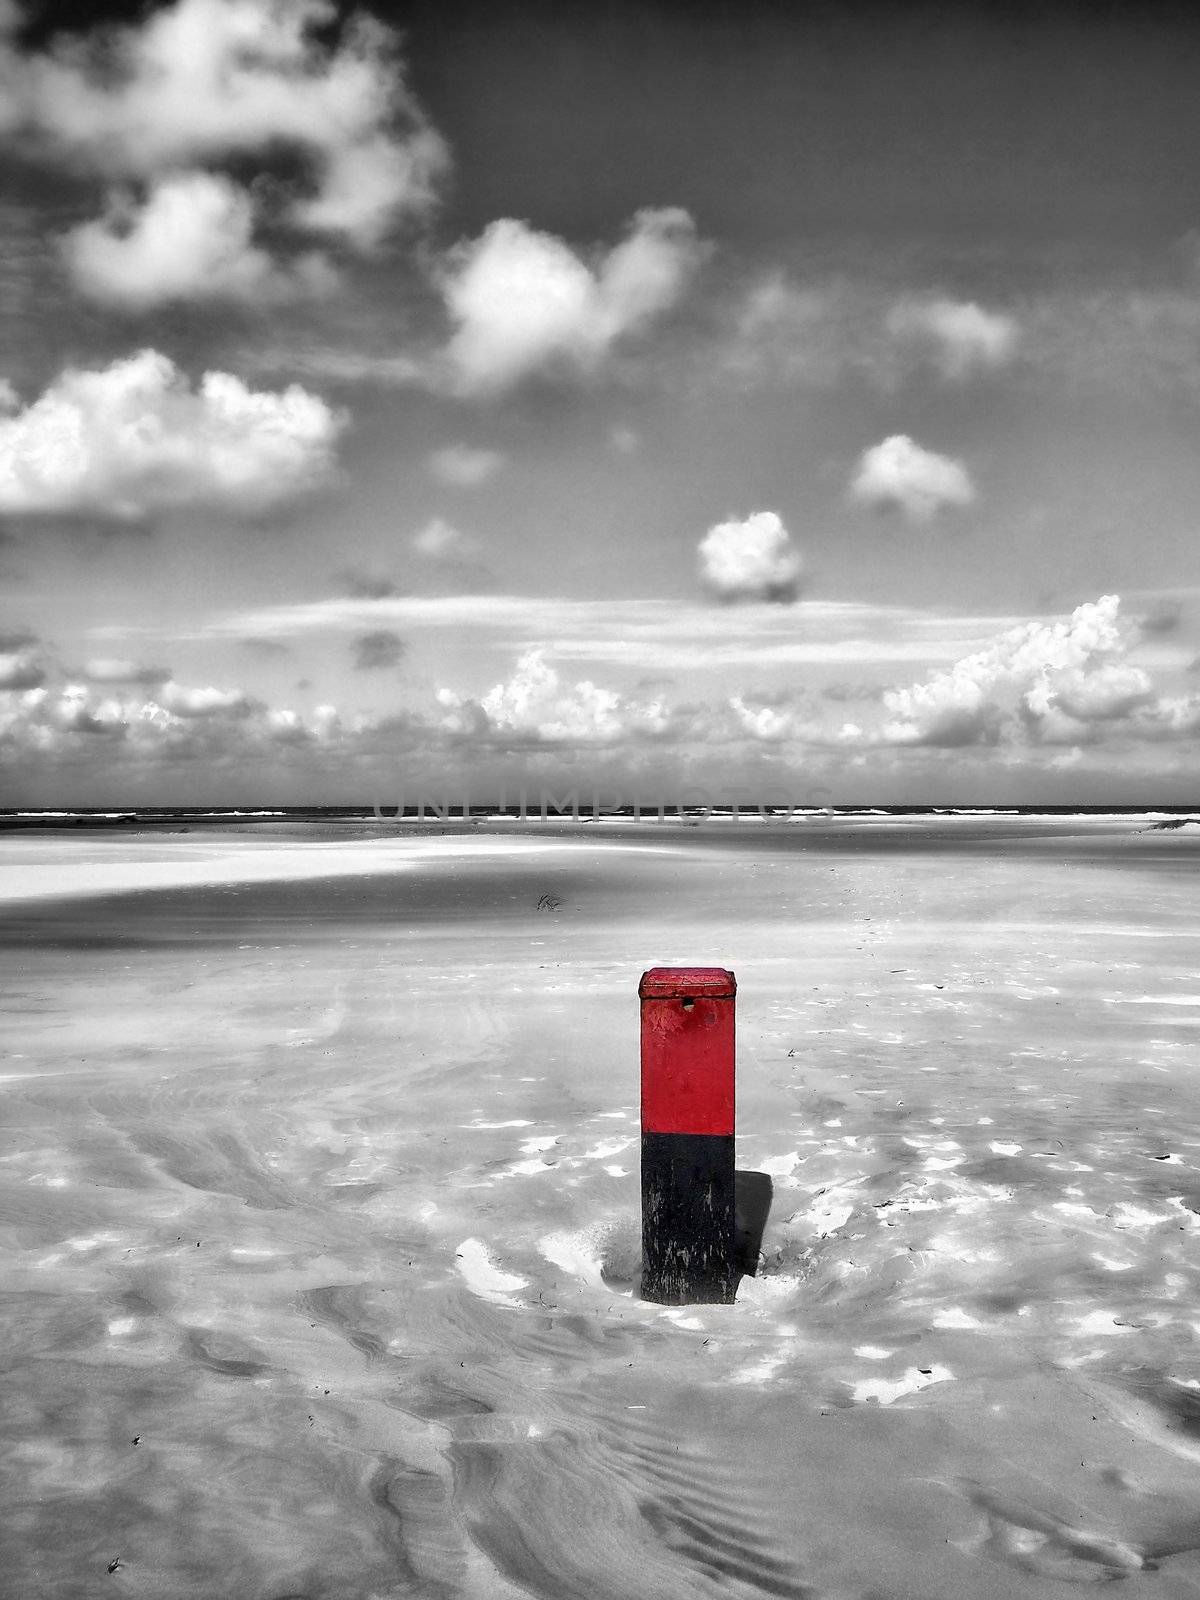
733,1169 -> 774,1281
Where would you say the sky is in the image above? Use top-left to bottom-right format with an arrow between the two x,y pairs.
3,0 -> 1200,806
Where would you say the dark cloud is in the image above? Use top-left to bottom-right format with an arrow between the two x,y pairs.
1139,600 -> 1184,636
238,637 -> 293,658
0,653 -> 45,690
353,630 -> 407,671
336,567 -> 403,600
0,627 -> 48,689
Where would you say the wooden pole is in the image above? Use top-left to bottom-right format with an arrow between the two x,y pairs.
640,966 -> 737,1304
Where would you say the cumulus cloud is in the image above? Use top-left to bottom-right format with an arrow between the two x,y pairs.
427,443 -> 506,487
728,695 -> 795,742
0,349 -> 345,519
886,298 -> 1019,380
64,172 -> 334,308
0,672 -> 347,768
352,629 -> 406,671
438,649 -> 671,746
158,680 -> 253,718
441,208 -> 706,395
14,0 -> 447,303
0,638 -> 46,690
874,595 -> 1161,748
1135,695 -> 1200,739
697,511 -> 803,604
850,434 -> 975,523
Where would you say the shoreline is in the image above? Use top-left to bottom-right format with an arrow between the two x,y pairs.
1,812 -> 1197,908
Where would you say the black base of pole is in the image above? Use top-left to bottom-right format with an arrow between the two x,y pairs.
641,1131 -> 737,1304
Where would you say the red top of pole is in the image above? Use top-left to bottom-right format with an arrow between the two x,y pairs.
639,966 -> 736,999
639,967 -> 736,1135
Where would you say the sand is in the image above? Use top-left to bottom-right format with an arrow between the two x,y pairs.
4,818 -> 1200,1598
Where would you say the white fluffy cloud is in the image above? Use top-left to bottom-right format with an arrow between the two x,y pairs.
427,444 -> 506,488
850,434 -> 976,523
438,649 -> 671,745
876,595 -> 1162,747
158,680 -> 253,718
887,298 -> 1019,380
729,695 -> 794,741
64,172 -> 333,308
441,208 -> 706,395
0,674 -> 340,763
14,0 -> 446,304
0,349 -> 344,519
697,511 -> 803,603
481,650 -> 622,742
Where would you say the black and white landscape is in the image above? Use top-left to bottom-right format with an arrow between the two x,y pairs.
4,2 -> 1200,1596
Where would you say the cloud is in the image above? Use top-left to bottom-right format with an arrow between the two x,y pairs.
336,567 -> 402,600
427,443 -> 506,488
886,298 -> 1019,380
83,657 -> 170,685
1138,599 -> 1184,637
352,629 -> 406,671
409,519 -> 496,594
721,279 -> 1022,396
0,673 -> 347,768
207,592 -> 1031,677
878,670 -> 1001,748
722,273 -> 839,387
440,207 -> 706,395
64,171 -> 334,308
728,694 -> 795,742
412,517 -> 473,559
0,349 -> 345,519
13,599 -> 1200,796
1135,695 -> 1200,739
237,637 -> 292,658
873,595 -> 1162,748
823,680 -> 880,703
697,511 -> 803,604
438,648 -> 672,746
15,0 -> 447,301
0,638 -> 46,689
0,675 -> 254,745
158,680 -> 253,718
850,435 -> 976,523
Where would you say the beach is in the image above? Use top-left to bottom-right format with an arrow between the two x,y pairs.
4,817 -> 1200,1598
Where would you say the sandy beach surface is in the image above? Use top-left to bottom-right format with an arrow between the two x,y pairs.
4,817 -> 1200,1599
